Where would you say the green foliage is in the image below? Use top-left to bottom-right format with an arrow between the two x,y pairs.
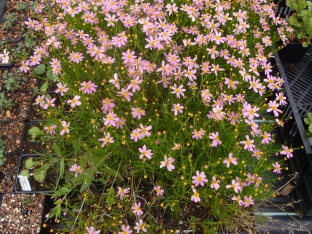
16,2 -> 28,11
286,0 -> 312,47
304,112 -> 312,137
19,156 -> 59,183
2,70 -> 23,91
0,92 -> 13,111
34,64 -> 46,75
0,137 -> 6,166
2,13 -> 16,30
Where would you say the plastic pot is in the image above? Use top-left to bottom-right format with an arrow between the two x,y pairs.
0,0 -> 6,19
278,43 -> 311,64
15,154 -> 59,193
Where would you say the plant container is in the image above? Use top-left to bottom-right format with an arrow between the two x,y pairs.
15,154 -> 59,193
274,50 -> 312,215
278,43 -> 311,64
20,121 -> 55,155
0,0 -> 5,19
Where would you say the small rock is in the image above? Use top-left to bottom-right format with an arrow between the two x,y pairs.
5,110 -> 10,117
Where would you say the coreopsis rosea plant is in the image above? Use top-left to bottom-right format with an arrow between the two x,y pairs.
21,0 -> 292,232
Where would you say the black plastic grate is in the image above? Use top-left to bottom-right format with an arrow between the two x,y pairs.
283,47 -> 312,118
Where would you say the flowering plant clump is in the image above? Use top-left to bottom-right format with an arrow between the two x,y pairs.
20,0 -> 292,232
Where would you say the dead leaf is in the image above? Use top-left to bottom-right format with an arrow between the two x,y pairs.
276,183 -> 296,196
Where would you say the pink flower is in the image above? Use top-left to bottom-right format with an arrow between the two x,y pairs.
172,103 -> 184,116
240,135 -> 255,152
35,95 -> 45,108
99,132 -> 114,147
67,95 -> 82,108
131,107 -> 145,119
43,97 -> 56,110
103,112 -> 119,126
44,125 -> 57,135
226,179 -> 242,193
192,171 -> 208,187
20,60 -> 30,73
171,143 -> 182,150
69,51 -> 84,63
86,226 -> 101,234
69,164 -> 82,177
118,225 -> 132,234
243,195 -> 254,207
117,187 -> 130,200
138,145 -> 153,159
153,186 -> 164,196
60,121 -> 70,135
209,132 -> 222,147
134,219 -> 147,233
127,77 -> 143,92
130,128 -> 143,142
210,176 -> 220,190
131,202 -> 143,216
261,131 -> 272,144
109,73 -> 120,89
223,153 -> 238,168
272,162 -> 282,174
80,80 -> 98,94
267,100 -> 282,117
138,124 -> 152,138
242,103 -> 259,120
101,98 -> 115,114
191,189 -> 200,203
192,129 -> 204,139
117,88 -> 133,102
55,82 -> 69,96
160,155 -> 175,171
171,84 -> 186,98
280,145 -> 293,158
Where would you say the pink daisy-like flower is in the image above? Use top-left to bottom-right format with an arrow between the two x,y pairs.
80,80 -> 98,94
160,155 -> 175,171
60,121 -> 70,135
131,107 -> 145,119
191,188 -> 200,203
43,97 -> 56,110
171,84 -> 186,99
210,176 -> 220,190
69,164 -> 82,177
86,226 -> 101,234
223,152 -> 238,168
240,135 -> 255,152
20,60 -> 30,73
117,187 -> 130,200
243,195 -> 254,207
192,128 -> 204,140
134,219 -> 147,233
192,171 -> 208,187
55,82 -> 69,96
272,162 -> 282,174
172,103 -> 184,116
44,125 -> 57,135
138,145 -> 153,160
153,186 -> 164,196
130,128 -> 143,142
280,145 -> 293,158
99,132 -> 114,147
226,179 -> 242,193
209,132 -> 222,147
118,225 -> 132,234
131,202 -> 143,216
103,112 -> 119,127
67,95 -> 82,108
